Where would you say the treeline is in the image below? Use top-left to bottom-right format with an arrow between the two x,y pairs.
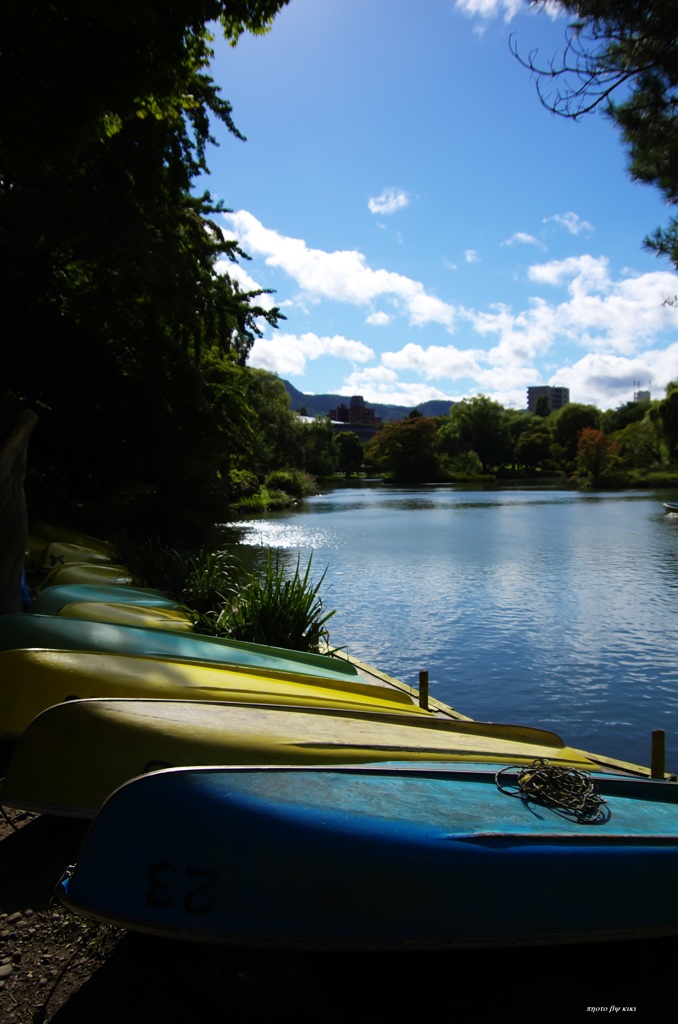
361,389 -> 678,487
204,381 -> 678,495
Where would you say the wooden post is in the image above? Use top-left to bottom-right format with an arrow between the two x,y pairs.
418,670 -> 429,711
0,390 -> 38,614
651,729 -> 666,779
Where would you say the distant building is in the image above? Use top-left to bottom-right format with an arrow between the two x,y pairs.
527,386 -> 570,414
634,389 -> 651,403
329,395 -> 381,428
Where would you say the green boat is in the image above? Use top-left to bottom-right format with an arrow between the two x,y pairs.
31,583 -> 180,616
0,613 -> 359,683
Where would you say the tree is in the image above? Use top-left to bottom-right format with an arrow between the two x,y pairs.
515,1 -> 678,267
1,1 -> 289,526
337,431 -> 363,478
575,427 -> 618,484
516,427 -> 553,472
534,395 -> 552,418
654,380 -> 678,463
244,370 -> 302,475
366,417 -> 440,483
612,417 -> 661,469
298,419 -> 339,478
0,392 -> 38,613
600,398 -> 652,434
550,403 -> 601,465
438,396 -> 512,473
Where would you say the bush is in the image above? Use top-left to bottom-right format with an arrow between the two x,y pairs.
206,550 -> 336,653
264,469 -> 317,499
117,536 -> 338,654
116,535 -> 236,616
228,469 -> 260,499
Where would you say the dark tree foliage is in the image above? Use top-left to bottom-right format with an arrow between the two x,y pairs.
366,417 -> 441,483
337,431 -> 364,478
1,1 -> 288,524
534,395 -> 552,417
514,1 -> 678,267
439,396 -> 513,474
656,381 -> 678,461
550,402 -> 601,463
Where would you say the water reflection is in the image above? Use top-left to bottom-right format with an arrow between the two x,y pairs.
225,487 -> 678,768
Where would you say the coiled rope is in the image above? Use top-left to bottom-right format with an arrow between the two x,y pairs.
496,759 -> 608,824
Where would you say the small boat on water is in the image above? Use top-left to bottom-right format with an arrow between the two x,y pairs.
0,614 -> 360,684
663,502 -> 678,513
0,649 -> 431,740
58,762 -> 678,949
1,696 -> 608,818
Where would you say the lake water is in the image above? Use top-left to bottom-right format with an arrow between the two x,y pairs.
224,485 -> 678,770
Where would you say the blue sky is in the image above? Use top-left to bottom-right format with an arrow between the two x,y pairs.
203,0 -> 678,411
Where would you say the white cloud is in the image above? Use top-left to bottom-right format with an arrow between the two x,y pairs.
223,209 -> 678,412
526,256 -> 678,356
467,298 -> 555,366
382,342 -> 486,381
223,210 -> 456,329
528,254 -> 609,290
465,249 -> 480,263
543,212 -> 593,235
455,0 -> 524,22
502,232 -> 542,247
341,368 -> 456,408
376,258 -> 678,408
368,187 -> 410,215
248,332 -> 374,377
548,347 -> 678,408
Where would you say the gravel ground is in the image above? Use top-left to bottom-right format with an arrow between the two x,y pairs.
1,749 -> 675,1022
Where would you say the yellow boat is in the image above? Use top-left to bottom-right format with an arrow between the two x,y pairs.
38,563 -> 135,589
58,601 -> 194,632
0,648 -> 434,740
0,697 -> 621,818
28,522 -> 118,559
28,541 -> 115,573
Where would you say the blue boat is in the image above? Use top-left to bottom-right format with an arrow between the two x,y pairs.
31,583 -> 180,615
58,763 -> 678,949
0,614 -> 359,683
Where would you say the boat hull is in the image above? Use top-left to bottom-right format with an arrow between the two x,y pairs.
0,649 -> 428,739
1,697 -> 600,816
31,583 -> 180,615
29,540 -> 115,572
58,601 -> 194,631
0,614 -> 359,684
38,563 -> 135,587
58,764 -> 678,949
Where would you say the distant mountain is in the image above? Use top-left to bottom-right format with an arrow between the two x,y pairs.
282,380 -> 453,422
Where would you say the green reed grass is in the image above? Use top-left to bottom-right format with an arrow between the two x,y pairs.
119,534 -> 336,654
